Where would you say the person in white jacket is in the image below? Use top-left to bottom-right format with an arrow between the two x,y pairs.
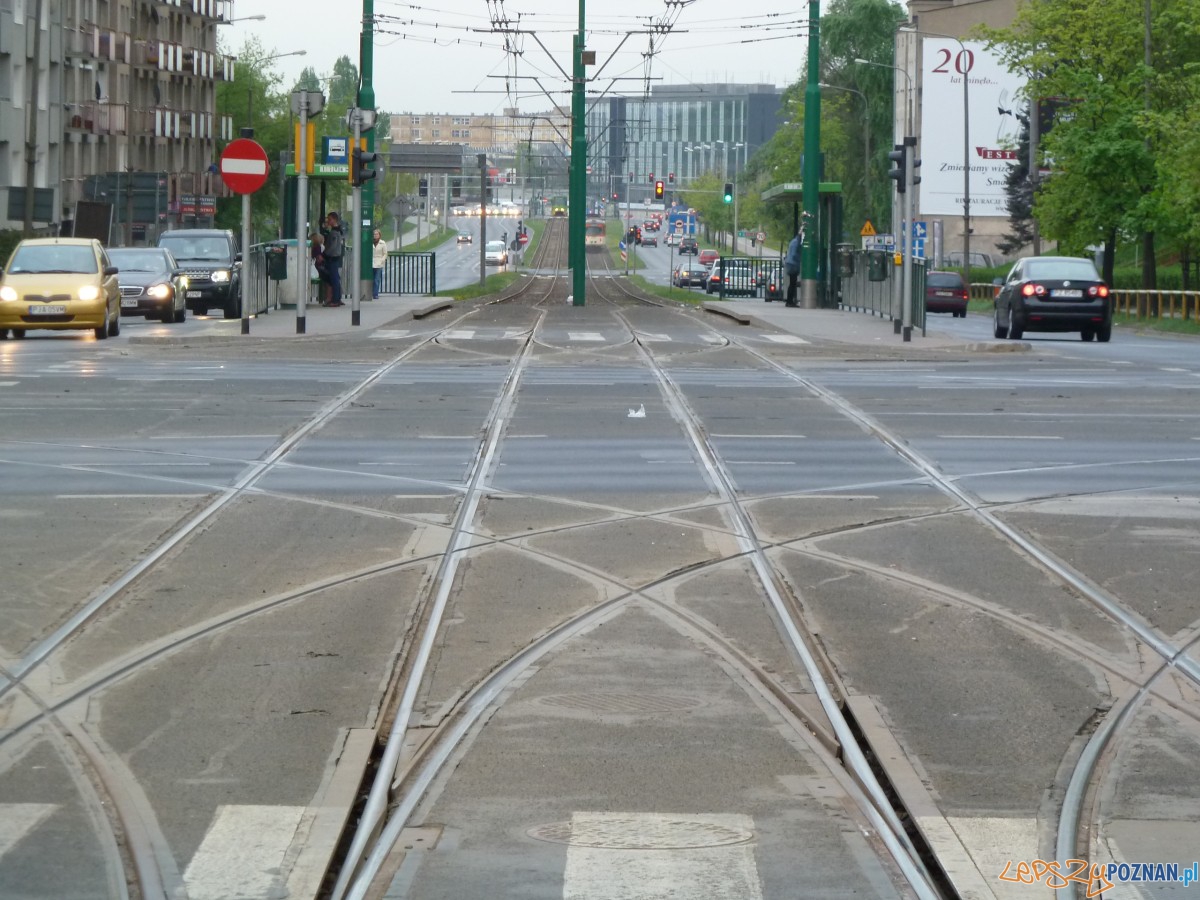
371,229 -> 388,299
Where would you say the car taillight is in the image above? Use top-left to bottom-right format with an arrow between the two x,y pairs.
1088,285 -> 1109,298
957,289 -> 968,299
1021,283 -> 1046,297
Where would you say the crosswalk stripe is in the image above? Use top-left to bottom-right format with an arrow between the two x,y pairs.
0,381 -> 18,387
370,330 -> 413,339
0,804 -> 58,861
183,805 -> 305,900
762,334 -> 810,344
567,332 -> 606,342
563,812 -> 762,899
444,330 -> 476,340
639,333 -> 673,342
701,334 -> 725,344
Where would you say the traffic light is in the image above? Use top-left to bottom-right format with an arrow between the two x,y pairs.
654,180 -> 664,200
887,143 -> 907,194
906,135 -> 921,187
350,140 -> 379,186
648,172 -> 655,183
418,178 -> 428,198
612,191 -> 618,201
723,182 -> 733,203
668,172 -> 675,184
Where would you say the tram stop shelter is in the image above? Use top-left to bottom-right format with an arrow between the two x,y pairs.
761,181 -> 843,308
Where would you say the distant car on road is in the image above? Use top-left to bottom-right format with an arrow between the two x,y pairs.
157,228 -> 241,319
924,270 -> 969,318
994,255 -> 1112,342
0,237 -> 121,340
457,231 -> 473,244
679,237 -> 698,255
484,240 -> 509,266
641,234 -> 658,248
698,249 -> 719,268
108,247 -> 187,323
705,258 -> 757,296
672,265 -> 704,288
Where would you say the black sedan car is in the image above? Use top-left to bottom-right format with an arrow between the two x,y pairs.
994,256 -> 1112,342
108,247 -> 187,323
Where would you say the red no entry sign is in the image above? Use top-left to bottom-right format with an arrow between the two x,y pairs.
219,139 -> 269,194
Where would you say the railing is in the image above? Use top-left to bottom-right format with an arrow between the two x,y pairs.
1111,289 -> 1200,320
381,252 -> 437,295
241,243 -> 283,316
839,249 -> 926,331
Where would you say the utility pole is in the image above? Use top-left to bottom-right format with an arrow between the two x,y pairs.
569,0 -> 588,306
800,0 -> 822,308
359,0 -> 377,305
23,0 -> 45,235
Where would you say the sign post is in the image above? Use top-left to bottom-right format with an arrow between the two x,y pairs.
219,136 -> 270,335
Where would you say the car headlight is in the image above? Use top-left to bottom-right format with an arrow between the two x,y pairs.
147,283 -> 172,299
210,269 -> 230,283
78,285 -> 100,301
0,286 -> 16,302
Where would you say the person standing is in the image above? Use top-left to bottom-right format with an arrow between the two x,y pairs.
371,229 -> 387,300
322,211 -> 345,306
310,233 -> 331,305
784,231 -> 801,307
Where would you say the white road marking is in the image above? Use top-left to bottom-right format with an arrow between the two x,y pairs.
701,334 -> 725,344
727,460 -> 796,465
1161,367 -> 1188,373
370,330 -> 413,339
639,333 -> 673,342
563,812 -> 763,900
0,804 -> 57,861
444,329 -> 476,340
56,494 -> 209,499
936,434 -> 1063,440
762,334 -> 810,344
943,816 -> 1047,899
711,434 -> 807,439
183,804 -> 305,900
567,331 -> 606,342
0,381 -> 17,387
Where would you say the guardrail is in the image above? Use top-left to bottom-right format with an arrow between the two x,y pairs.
969,283 -> 1200,320
839,249 -> 926,331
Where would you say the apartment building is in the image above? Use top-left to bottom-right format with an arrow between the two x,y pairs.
389,107 -> 570,155
1,0 -> 236,240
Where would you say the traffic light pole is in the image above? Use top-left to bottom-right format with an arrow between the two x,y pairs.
295,101 -> 309,334
902,136 -> 915,342
569,0 -> 587,306
351,115 -> 363,326
800,0 -> 822,308
358,0 -> 377,304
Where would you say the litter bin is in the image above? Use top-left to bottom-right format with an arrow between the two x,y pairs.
867,250 -> 888,282
265,243 -> 288,281
836,243 -> 855,277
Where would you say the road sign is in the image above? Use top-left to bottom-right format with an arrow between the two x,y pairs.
757,232 -> 767,243
861,219 -> 876,237
219,138 -> 269,194
912,220 -> 927,240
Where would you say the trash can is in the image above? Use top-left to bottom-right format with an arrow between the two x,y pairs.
837,243 -> 855,277
265,243 -> 288,281
867,250 -> 888,282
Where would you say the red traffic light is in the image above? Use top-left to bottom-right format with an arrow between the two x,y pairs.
668,172 -> 675,183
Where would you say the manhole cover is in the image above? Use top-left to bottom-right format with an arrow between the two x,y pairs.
528,815 -> 754,849
536,692 -> 702,715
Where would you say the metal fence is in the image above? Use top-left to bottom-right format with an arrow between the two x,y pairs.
704,257 -> 783,299
239,243 -> 280,316
242,244 -> 438,309
380,252 -> 436,295
838,249 -> 926,332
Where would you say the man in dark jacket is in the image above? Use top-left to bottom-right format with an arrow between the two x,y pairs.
783,232 -> 801,307
322,212 -> 345,305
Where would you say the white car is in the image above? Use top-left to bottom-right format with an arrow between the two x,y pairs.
484,240 -> 508,266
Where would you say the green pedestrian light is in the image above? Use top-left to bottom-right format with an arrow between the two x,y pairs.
723,182 -> 733,203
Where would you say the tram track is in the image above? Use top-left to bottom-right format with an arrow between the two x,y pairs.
2,224 -> 1197,898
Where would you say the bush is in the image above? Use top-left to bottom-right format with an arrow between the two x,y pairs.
0,229 -> 22,265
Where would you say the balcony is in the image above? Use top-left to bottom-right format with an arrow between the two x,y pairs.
65,102 -> 129,136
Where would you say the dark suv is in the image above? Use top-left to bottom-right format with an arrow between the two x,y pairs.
679,237 -> 698,255
157,229 -> 241,318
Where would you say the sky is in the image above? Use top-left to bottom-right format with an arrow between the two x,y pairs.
224,1 -> 813,116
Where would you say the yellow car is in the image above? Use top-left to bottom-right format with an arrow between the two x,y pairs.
0,238 -> 121,340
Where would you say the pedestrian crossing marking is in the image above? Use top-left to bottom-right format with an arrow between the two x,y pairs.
639,333 -> 673,342
444,330 -> 476,340
763,334 -> 810,344
0,804 -> 58,861
0,381 -> 17,387
700,334 -> 725,344
567,332 -> 606,342
370,329 -> 413,339
183,804 -> 305,900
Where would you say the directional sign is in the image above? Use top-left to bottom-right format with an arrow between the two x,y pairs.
219,139 -> 269,194
912,220 -> 928,240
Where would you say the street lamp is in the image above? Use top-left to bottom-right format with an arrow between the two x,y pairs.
898,27 -> 972,296
819,83 -> 871,219
244,50 -> 307,128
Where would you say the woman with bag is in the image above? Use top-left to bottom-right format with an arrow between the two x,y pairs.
371,229 -> 387,299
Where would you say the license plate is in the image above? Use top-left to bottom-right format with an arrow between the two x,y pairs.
29,305 -> 66,316
186,290 -> 202,298
121,297 -> 139,308
1052,289 -> 1083,298
934,290 -> 953,296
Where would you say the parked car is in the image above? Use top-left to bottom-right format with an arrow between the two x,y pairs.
994,255 -> 1112,342
924,270 -> 969,317
698,249 -> 719,268
157,229 -> 241,318
679,237 -> 699,255
457,231 -> 473,244
484,240 -> 509,266
0,237 -> 120,340
108,247 -> 187,323
704,258 -> 758,297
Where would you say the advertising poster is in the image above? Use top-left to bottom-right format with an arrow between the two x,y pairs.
919,38 -> 1026,218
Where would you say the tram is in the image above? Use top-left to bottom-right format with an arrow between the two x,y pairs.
550,197 -> 568,217
585,219 -> 606,252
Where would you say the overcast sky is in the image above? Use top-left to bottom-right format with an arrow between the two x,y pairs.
225,1 -> 811,115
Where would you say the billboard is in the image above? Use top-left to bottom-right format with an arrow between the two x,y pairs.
919,38 -> 1026,218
